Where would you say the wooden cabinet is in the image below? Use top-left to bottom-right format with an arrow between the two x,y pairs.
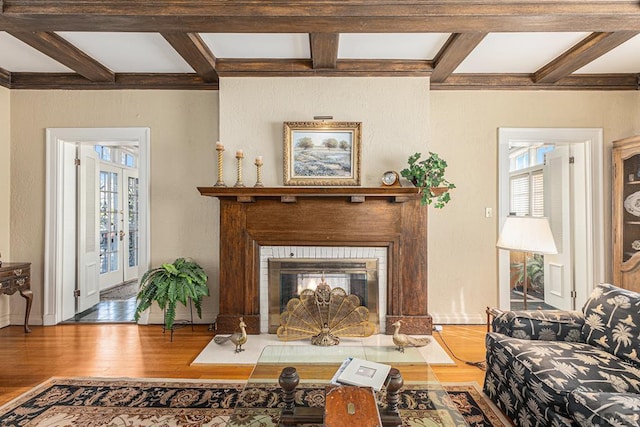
613,136 -> 640,292
0,262 -> 33,332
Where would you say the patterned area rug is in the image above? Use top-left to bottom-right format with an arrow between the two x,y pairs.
0,377 -> 510,426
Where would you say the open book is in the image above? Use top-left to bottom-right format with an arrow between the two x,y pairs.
330,357 -> 391,391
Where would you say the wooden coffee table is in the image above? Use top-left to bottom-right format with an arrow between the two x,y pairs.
227,345 -> 460,426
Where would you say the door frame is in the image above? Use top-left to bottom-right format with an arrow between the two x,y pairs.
497,128 -> 605,310
44,127 -> 150,325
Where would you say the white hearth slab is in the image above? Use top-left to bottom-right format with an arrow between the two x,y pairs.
191,334 -> 455,366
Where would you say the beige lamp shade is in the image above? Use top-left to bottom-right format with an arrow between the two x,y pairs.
496,216 -> 558,255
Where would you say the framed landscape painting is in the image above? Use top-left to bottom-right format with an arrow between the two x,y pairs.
283,121 -> 362,186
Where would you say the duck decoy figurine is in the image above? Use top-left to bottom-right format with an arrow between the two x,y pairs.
213,317 -> 247,353
391,320 -> 431,353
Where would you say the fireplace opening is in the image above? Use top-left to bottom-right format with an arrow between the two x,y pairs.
268,259 -> 379,334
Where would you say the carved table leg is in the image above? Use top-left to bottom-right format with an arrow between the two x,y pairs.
279,366 -> 299,425
380,368 -> 403,426
19,289 -> 33,333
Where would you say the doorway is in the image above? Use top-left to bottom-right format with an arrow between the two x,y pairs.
497,128 -> 605,311
44,128 -> 150,325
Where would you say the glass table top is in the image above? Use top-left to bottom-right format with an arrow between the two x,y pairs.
227,345 -> 467,426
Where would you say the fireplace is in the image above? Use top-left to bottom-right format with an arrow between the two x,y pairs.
198,187 -> 432,335
262,246 -> 387,333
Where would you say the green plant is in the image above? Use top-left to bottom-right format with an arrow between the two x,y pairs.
510,253 -> 545,294
400,152 -> 456,208
134,257 -> 209,331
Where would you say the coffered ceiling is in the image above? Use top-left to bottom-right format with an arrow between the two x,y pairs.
1,1 -> 640,90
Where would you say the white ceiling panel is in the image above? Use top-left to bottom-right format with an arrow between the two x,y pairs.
56,32 -> 194,73
455,32 -> 590,73
339,33 -> 450,59
574,34 -> 640,74
0,32 -> 73,72
200,33 -> 310,59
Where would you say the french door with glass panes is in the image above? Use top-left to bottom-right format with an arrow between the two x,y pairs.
99,163 -> 139,289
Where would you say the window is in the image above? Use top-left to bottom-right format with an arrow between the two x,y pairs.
94,145 -> 137,168
509,170 -> 544,217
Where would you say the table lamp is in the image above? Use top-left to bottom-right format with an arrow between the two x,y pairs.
496,216 -> 558,309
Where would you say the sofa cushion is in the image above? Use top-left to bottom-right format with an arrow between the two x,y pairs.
493,310 -> 584,341
486,333 -> 640,421
568,389 -> 640,427
581,283 -> 640,366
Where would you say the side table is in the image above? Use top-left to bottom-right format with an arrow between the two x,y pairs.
279,366 -> 403,426
0,262 -> 33,333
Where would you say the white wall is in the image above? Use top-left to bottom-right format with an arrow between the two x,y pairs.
5,85 -> 640,328
0,87 -> 10,326
10,90 -> 219,325
429,90 -> 640,323
218,77 -> 430,187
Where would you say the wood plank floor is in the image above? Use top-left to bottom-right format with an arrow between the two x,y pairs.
0,323 -> 488,406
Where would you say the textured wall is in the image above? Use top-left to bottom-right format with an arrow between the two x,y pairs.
0,87 -> 10,325
10,90 -> 219,325
5,87 -> 640,327
429,90 -> 640,322
218,77 -> 430,187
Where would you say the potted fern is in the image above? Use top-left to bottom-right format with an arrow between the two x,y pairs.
400,152 -> 456,208
134,257 -> 209,333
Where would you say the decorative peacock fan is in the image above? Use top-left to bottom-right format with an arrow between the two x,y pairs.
276,280 -> 375,346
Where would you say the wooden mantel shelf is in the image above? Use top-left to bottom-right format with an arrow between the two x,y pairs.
197,186 -> 422,203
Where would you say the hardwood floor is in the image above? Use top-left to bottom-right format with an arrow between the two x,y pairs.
0,323 -> 488,406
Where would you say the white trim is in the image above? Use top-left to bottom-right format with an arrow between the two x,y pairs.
497,128 -> 605,310
44,128 -> 150,325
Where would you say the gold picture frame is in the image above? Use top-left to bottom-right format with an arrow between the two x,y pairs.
283,121 -> 362,186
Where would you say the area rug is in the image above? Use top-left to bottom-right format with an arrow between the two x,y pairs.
0,377 -> 510,426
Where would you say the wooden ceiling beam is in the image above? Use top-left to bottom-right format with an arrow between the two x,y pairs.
0,68 -> 11,88
310,33 -> 339,69
431,73 -> 640,91
8,73 -> 218,90
534,31 -> 638,83
431,33 -> 487,83
3,1 -> 640,33
309,33 -> 340,70
216,59 -> 432,76
7,31 -> 114,82
161,32 -> 218,83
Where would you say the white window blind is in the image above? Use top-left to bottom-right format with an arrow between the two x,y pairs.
531,171 -> 544,217
510,174 -> 529,216
510,170 -> 544,217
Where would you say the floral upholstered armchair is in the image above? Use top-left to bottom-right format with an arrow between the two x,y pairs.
484,283 -> 640,427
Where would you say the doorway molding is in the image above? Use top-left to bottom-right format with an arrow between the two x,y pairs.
44,128 -> 150,325
497,128 -> 605,310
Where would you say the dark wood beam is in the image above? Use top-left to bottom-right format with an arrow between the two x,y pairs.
216,59 -> 432,76
431,32 -> 487,83
0,68 -> 11,88
431,73 -> 640,90
161,32 -> 218,82
7,31 -> 114,82
310,33 -> 339,69
8,73 -> 218,90
534,31 -> 638,83
2,1 -> 640,33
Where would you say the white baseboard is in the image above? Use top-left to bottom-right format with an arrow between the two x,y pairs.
431,313 -> 485,325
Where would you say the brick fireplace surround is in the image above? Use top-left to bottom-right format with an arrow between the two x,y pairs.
198,187 -> 432,335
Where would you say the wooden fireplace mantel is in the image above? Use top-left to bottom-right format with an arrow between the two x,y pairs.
199,186 -> 432,335
197,186 -> 423,203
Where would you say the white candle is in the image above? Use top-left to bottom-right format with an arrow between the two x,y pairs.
236,149 -> 244,157
216,141 -> 224,150
256,156 -> 263,165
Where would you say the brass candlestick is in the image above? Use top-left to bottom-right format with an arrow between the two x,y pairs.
254,157 -> 264,187
214,143 -> 226,187
234,151 -> 245,187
